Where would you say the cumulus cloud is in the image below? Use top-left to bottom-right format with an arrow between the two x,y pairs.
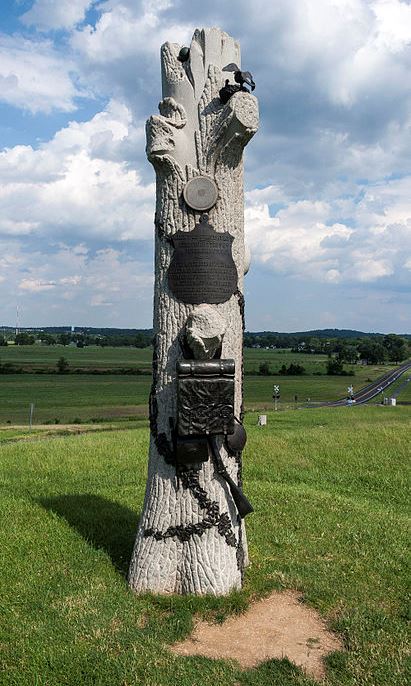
22,0 -> 95,31
0,33 -> 85,114
1,239 -> 153,326
69,0 -> 192,114
245,200 -> 353,280
0,100 -> 154,242
245,175 -> 411,285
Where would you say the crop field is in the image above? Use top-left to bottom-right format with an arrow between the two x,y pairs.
0,346 -> 402,424
0,406 -> 409,685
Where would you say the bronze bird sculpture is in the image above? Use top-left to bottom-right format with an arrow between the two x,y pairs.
223,62 -> 255,91
219,62 -> 256,104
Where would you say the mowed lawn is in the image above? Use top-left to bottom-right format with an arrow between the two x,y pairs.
0,346 -> 401,423
0,407 -> 409,685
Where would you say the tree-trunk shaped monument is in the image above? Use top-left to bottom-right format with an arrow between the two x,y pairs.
128,27 -> 259,595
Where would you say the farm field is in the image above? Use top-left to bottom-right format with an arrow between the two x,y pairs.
0,344 -> 153,370
0,374 -> 151,424
0,368 -> 397,425
0,344 -> 329,374
0,346 -> 403,424
0,406 -> 409,685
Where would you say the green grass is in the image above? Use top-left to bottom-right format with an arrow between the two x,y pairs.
243,348 -> 329,374
0,374 -> 152,424
0,344 -> 153,370
0,424 -> 138,444
0,372 -> 379,424
0,427 -> 46,442
0,407 -> 409,685
385,373 -> 411,402
244,374 -> 355,406
397,379 -> 411,401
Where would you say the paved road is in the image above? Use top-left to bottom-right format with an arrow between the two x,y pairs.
318,359 -> 411,407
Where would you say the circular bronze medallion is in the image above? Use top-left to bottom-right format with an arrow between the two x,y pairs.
183,176 -> 219,211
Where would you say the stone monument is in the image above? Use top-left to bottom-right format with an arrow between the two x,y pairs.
128,27 -> 259,595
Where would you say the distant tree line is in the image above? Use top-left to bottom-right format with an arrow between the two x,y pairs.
257,362 -> 307,376
2,331 -> 153,348
245,332 -> 409,365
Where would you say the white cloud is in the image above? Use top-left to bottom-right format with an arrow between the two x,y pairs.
245,185 -> 286,207
345,255 -> 393,282
245,199 -> 353,273
373,0 -> 411,52
240,0 -> 411,109
59,276 -> 82,285
19,279 -> 56,292
69,1 -> 192,112
1,239 -> 154,326
0,101 -> 154,242
0,218 -> 39,235
0,34 -> 84,114
245,176 -> 411,284
22,0 -> 95,31
72,0 -> 189,61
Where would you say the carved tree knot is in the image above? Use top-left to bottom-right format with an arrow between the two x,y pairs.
185,305 -> 227,360
159,97 -> 187,128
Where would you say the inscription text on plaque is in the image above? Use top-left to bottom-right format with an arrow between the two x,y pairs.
168,215 -> 238,304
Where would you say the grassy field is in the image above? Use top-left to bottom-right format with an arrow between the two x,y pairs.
0,370 -> 395,424
398,380 -> 411,401
0,344 -> 153,370
243,348 -> 330,375
0,374 -> 151,424
385,373 -> 411,403
0,346 -> 402,424
0,406 -> 409,685
0,345 -> 330,374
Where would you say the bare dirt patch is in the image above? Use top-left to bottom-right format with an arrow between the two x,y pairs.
170,590 -> 343,680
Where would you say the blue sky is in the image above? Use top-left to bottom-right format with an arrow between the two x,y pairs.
0,0 -> 410,333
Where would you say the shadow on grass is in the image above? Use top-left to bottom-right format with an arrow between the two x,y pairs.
38,494 -> 140,576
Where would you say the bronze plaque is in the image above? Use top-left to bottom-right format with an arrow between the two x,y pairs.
168,215 -> 238,304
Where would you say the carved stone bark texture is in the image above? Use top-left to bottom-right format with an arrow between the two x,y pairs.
128,27 -> 258,595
